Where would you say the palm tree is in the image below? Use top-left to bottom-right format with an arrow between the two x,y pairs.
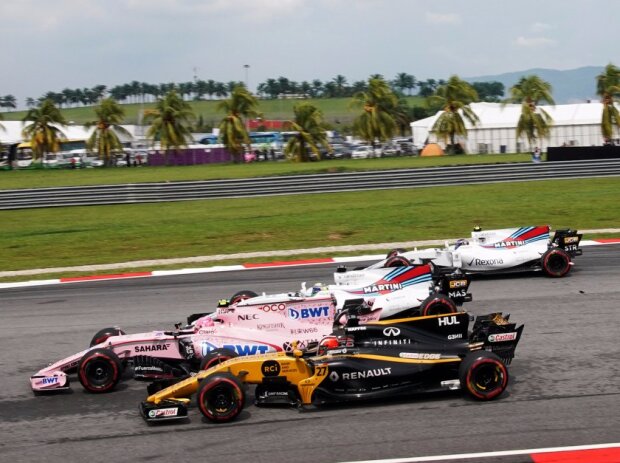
144,90 -> 195,162
22,99 -> 67,162
505,75 -> 555,150
284,103 -> 330,162
217,85 -> 260,163
84,98 -> 131,167
351,77 -> 399,147
596,63 -> 620,144
393,73 -> 416,96
428,75 -> 479,153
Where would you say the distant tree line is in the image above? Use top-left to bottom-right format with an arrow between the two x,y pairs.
2,73 -> 506,110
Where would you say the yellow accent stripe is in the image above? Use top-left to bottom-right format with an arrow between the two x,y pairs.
320,353 -> 461,364
367,312 -> 467,325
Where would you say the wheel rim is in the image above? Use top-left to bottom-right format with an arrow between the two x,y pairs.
547,253 -> 568,274
85,358 -> 114,387
470,362 -> 504,395
204,384 -> 240,418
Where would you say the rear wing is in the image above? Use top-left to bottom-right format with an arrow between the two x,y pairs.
435,271 -> 472,306
470,313 -> 524,364
552,229 -> 583,257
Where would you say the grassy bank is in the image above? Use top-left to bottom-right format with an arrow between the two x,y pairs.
2,177 -> 618,274
0,153 -> 532,190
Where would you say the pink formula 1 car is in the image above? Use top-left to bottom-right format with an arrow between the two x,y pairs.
31,264 -> 471,394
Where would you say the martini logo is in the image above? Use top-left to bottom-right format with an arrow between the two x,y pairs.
363,283 -> 403,294
261,360 -> 281,377
493,240 -> 525,248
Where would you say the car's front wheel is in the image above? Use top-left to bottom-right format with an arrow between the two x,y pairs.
199,348 -> 238,370
78,348 -> 123,393
197,373 -> 245,422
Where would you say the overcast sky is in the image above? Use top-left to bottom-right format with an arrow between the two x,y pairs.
2,0 -> 619,107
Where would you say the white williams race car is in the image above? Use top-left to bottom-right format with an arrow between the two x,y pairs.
369,226 -> 582,278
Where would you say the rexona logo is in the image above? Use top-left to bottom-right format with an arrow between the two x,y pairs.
363,283 -> 402,294
468,258 -> 504,266
493,240 -> 525,248
201,341 -> 270,356
261,360 -> 281,377
488,332 -> 518,342
288,306 -> 329,319
342,367 -> 392,380
134,343 -> 170,353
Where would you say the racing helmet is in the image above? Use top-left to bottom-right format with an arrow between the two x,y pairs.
473,225 -> 482,232
454,238 -> 469,250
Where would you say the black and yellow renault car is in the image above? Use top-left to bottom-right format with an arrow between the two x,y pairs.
140,301 -> 523,424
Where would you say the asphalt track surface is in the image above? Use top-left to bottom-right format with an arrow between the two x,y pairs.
1,246 -> 619,463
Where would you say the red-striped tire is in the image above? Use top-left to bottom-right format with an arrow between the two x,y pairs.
78,348 -> 122,393
199,348 -> 238,371
542,248 -> 571,277
384,256 -> 412,268
197,373 -> 245,423
420,294 -> 457,316
89,327 -> 125,347
459,351 -> 508,400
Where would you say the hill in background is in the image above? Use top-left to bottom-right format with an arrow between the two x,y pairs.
465,65 -> 604,104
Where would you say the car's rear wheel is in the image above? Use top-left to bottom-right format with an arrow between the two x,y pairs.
541,248 -> 571,277
89,327 -> 125,347
419,294 -> 457,316
197,373 -> 245,422
229,290 -> 258,305
199,348 -> 238,370
459,351 -> 508,400
78,348 -> 123,393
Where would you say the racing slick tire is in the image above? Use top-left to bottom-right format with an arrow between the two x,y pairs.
384,255 -> 412,268
78,348 -> 123,393
199,348 -> 239,371
230,290 -> 258,305
459,351 -> 509,400
196,372 -> 245,423
419,294 -> 457,316
541,248 -> 571,278
89,327 -> 126,347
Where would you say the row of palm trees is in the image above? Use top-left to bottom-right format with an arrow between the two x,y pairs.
8,74 -> 505,111
7,64 -> 620,165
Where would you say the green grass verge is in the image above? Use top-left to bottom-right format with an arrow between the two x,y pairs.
1,177 -> 618,275
4,96 -> 427,126
0,153 -> 532,190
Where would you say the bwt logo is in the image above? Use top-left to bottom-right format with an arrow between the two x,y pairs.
288,306 -> 329,319
41,377 -> 59,385
202,342 -> 270,356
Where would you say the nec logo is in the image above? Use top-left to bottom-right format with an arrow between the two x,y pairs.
383,327 -> 401,337
238,314 -> 259,321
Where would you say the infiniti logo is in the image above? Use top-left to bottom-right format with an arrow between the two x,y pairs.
383,327 -> 401,337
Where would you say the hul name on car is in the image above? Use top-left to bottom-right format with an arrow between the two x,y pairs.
438,316 -> 460,326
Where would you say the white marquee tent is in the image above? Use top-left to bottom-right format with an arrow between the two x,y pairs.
411,102 -> 609,154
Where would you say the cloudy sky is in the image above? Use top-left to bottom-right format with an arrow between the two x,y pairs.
2,0 -> 618,107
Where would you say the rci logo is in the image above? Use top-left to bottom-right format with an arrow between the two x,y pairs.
383,327 -> 401,337
288,306 -> 329,319
261,360 -> 281,377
